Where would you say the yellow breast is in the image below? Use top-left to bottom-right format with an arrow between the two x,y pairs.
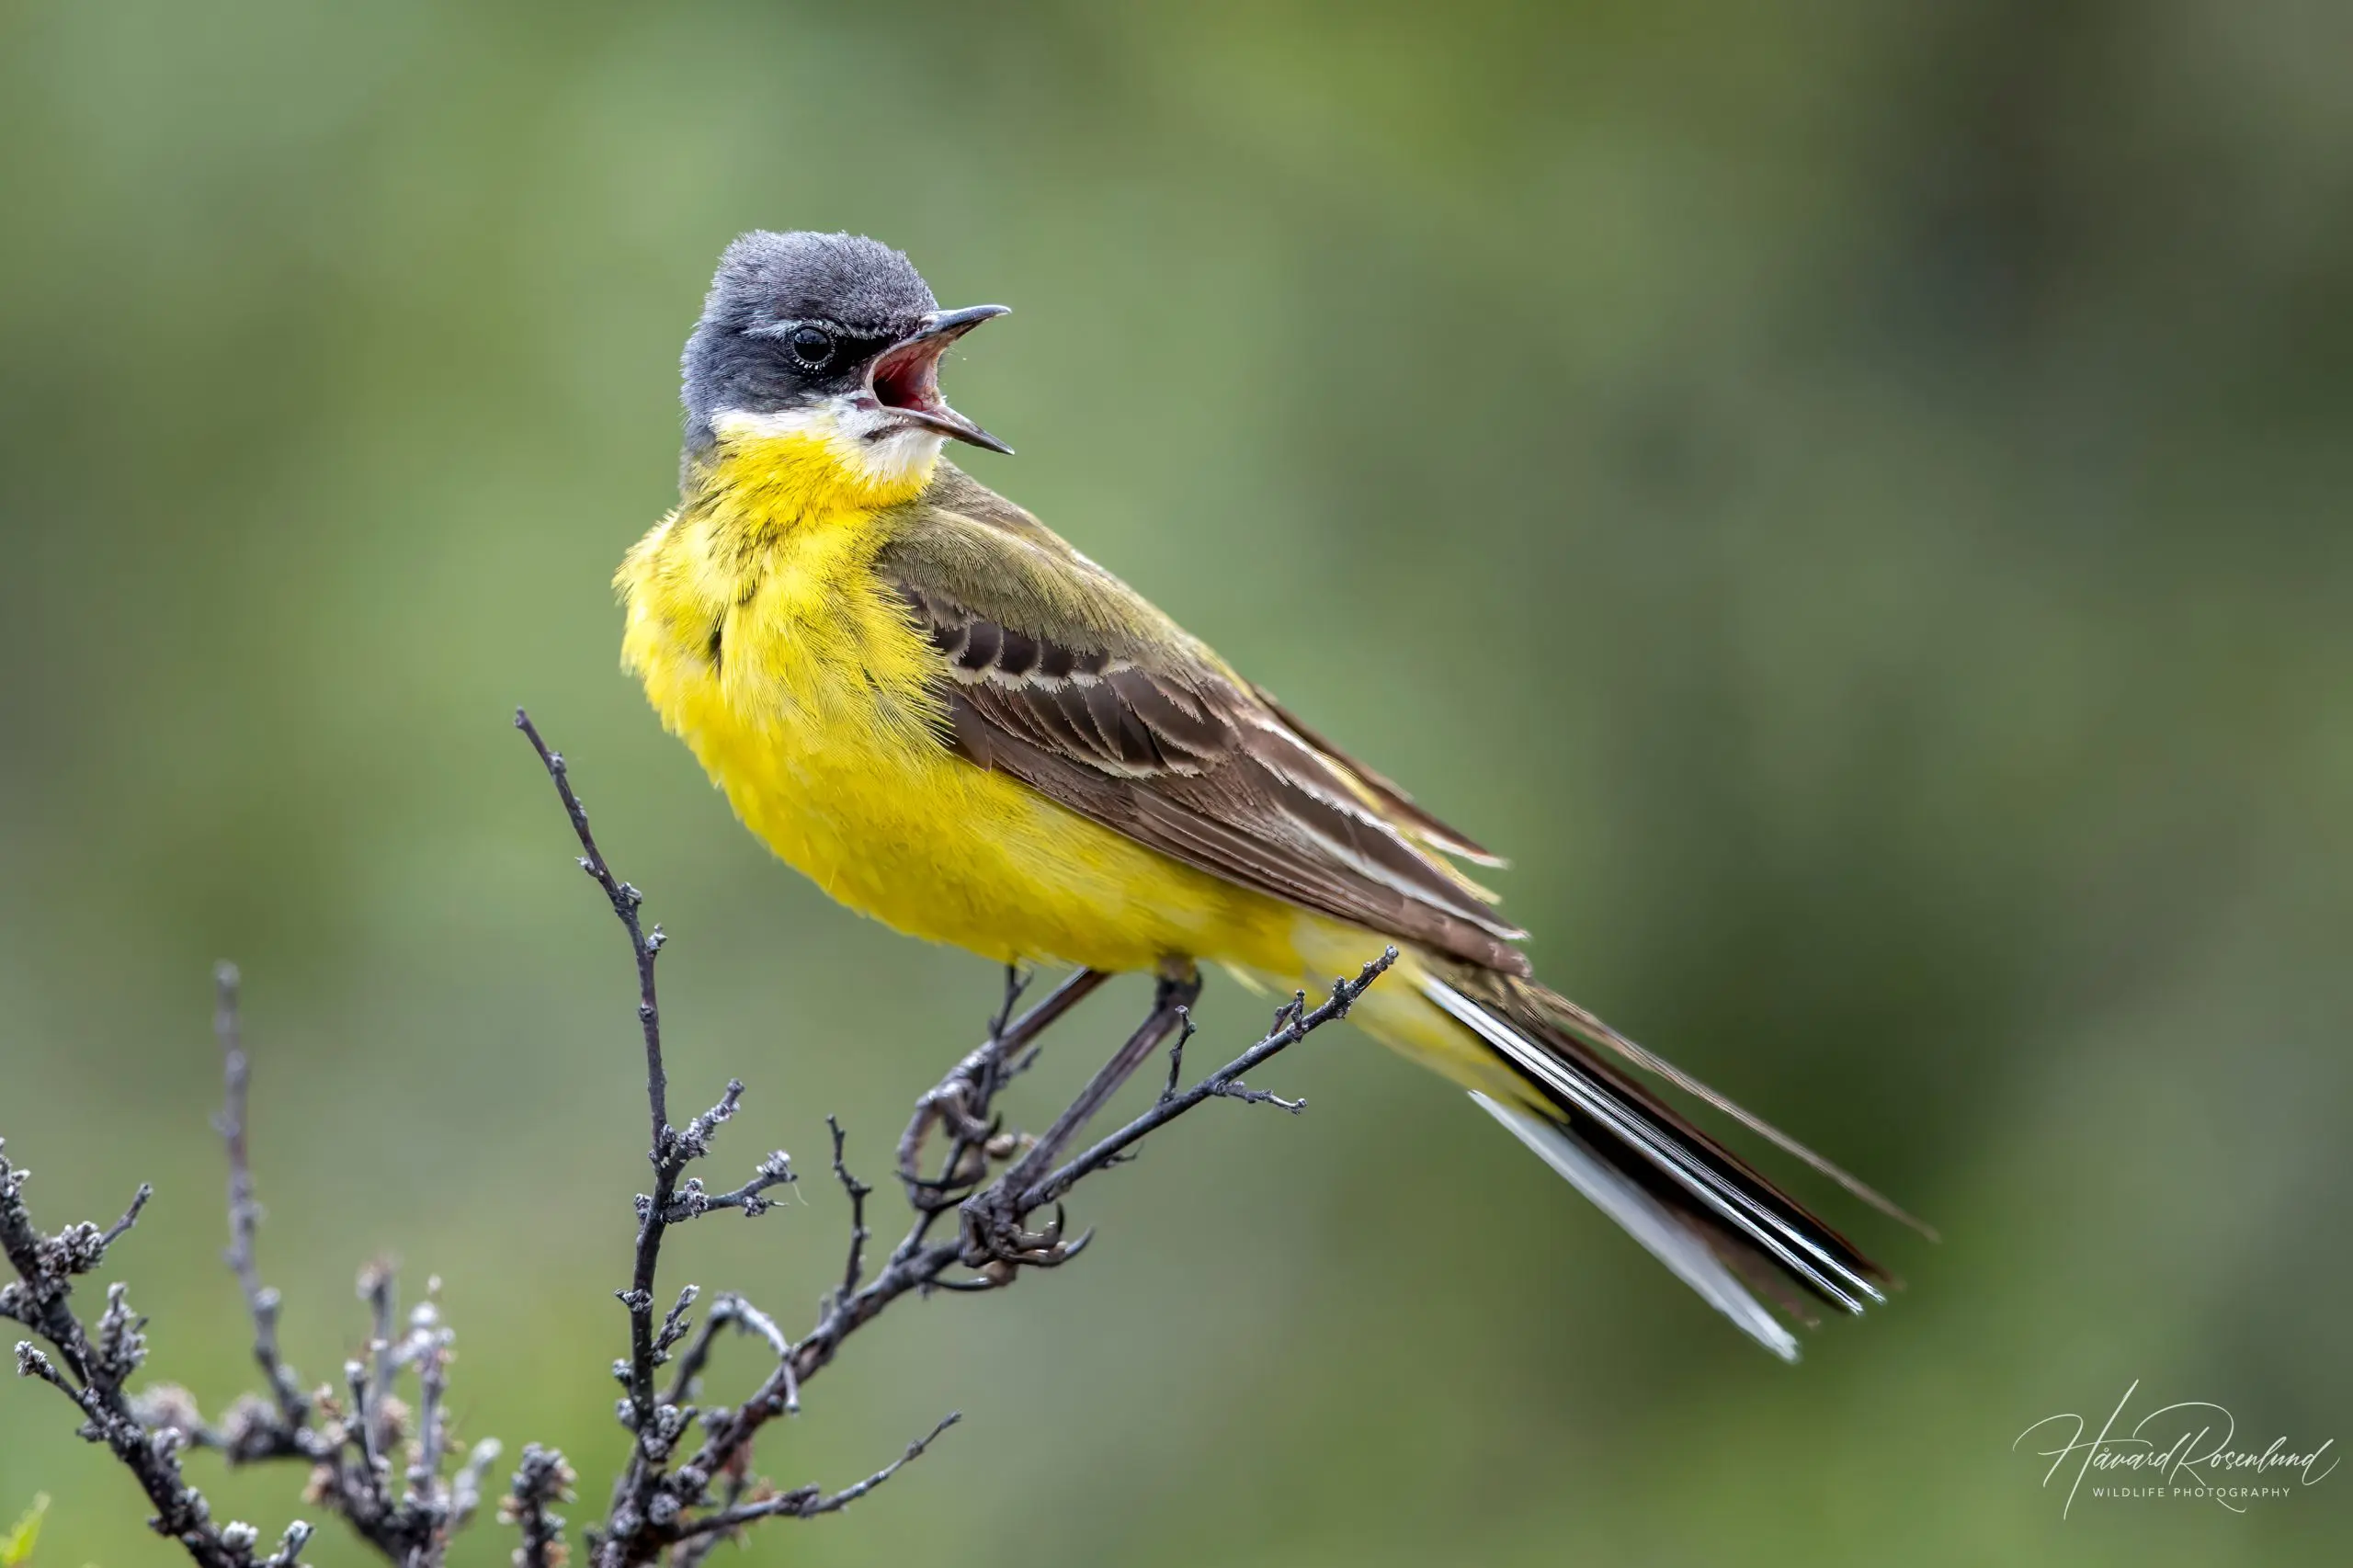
616,430 -> 1304,973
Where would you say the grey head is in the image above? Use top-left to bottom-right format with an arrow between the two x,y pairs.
680,230 -> 1010,460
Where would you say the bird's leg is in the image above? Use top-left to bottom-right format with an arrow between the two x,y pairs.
897,966 -> 1110,1207
1011,964 -> 1201,1185
961,963 -> 1201,1267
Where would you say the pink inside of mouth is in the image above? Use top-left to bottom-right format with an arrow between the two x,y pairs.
872,340 -> 947,414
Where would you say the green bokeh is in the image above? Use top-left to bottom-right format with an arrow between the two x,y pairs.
3,3 -> 2347,1563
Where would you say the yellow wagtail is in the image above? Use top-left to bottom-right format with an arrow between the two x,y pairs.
618,232 -> 1924,1358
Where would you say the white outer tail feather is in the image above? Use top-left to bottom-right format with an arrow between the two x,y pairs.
1468,1091 -> 1802,1362
1424,974 -> 1886,1307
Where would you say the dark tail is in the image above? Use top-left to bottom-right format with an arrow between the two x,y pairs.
1420,965 -> 1928,1360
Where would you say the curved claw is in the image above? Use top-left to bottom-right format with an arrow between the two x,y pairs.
931,1273 -> 1003,1293
1008,1204 -> 1091,1267
1008,1209 -> 1062,1254
903,1181 -> 970,1215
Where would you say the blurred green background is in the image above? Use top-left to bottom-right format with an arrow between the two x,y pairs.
3,1 -> 2348,1563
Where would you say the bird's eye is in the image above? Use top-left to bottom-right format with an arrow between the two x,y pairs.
786,324 -> 834,369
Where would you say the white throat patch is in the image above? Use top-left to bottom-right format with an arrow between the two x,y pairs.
710,395 -> 947,489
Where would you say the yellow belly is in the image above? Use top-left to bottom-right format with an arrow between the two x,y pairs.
678,665 -> 1305,973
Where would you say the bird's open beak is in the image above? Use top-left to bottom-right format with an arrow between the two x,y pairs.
869,304 -> 1013,455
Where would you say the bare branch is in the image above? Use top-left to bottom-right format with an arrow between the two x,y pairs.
517,714 -> 818,1567
3,710 -> 1399,1568
825,1118 -> 871,1304
214,963 -> 308,1435
517,710 -> 705,1506
3,960 -> 539,1568
2,1138 -> 300,1568
660,1152 -> 793,1223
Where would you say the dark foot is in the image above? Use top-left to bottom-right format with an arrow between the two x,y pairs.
959,964 -> 1202,1270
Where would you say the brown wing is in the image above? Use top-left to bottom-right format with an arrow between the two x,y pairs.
890,575 -> 1530,975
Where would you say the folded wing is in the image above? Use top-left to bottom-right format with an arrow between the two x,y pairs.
878,467 -> 1528,973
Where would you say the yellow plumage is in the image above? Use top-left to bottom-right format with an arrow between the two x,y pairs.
617,425 -> 1337,983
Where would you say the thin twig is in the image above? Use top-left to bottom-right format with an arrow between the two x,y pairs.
666,1413 -> 961,1539
503,1445 -> 575,1568
260,1521 -> 315,1568
214,962 -> 308,1433
514,710 -> 684,1504
347,1358 -> 381,1494
450,1435 -> 503,1531
410,1335 -> 452,1510
660,1153 -> 793,1222
359,1263 -> 397,1461
100,1185 -> 153,1248
515,710 -> 669,1147
653,1286 -> 699,1363
826,1118 -> 871,1303
197,972 -> 493,1563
